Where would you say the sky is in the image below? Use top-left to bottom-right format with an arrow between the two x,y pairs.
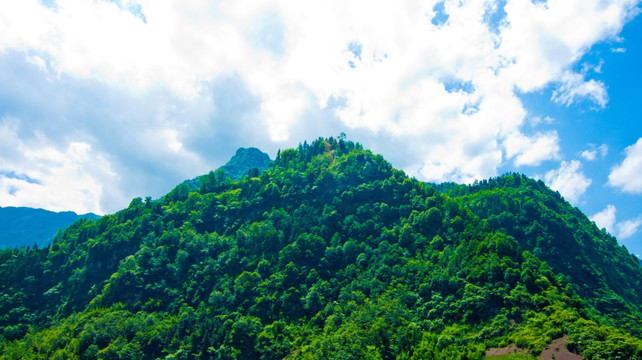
0,0 -> 641,255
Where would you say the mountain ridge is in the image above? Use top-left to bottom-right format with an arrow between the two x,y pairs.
0,137 -> 640,359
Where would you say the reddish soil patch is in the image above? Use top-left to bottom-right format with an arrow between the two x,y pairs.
539,335 -> 583,360
485,344 -> 529,356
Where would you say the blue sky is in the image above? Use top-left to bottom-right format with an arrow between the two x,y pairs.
0,0 -> 641,255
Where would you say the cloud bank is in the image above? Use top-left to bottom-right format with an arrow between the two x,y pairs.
0,0 -> 638,213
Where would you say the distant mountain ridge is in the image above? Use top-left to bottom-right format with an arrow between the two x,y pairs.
0,207 -> 99,248
0,148 -> 270,249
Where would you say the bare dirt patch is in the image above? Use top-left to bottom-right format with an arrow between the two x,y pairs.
485,344 -> 529,356
539,335 -> 583,360
484,336 -> 582,360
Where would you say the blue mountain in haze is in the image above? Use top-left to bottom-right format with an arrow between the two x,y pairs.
0,147 -> 270,249
0,207 -> 99,249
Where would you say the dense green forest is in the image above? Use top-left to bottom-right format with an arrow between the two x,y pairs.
0,137 -> 641,359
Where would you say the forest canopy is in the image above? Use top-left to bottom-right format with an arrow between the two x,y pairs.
0,137 -> 640,359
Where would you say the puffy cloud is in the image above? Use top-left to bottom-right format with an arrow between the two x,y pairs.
0,0 -> 638,211
581,143 -> 608,161
581,150 -> 597,161
608,138 -> 642,193
498,0 -> 635,92
591,204 -> 617,234
591,204 -> 642,240
618,217 -> 642,239
504,130 -> 561,167
543,160 -> 592,204
0,51 -> 274,214
0,117 -> 115,214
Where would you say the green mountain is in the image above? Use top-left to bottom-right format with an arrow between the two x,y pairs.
0,207 -> 99,249
436,178 -> 642,330
219,147 -> 272,180
0,137 -> 641,359
180,147 -> 271,191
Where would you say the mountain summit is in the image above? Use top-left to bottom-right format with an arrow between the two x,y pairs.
218,147 -> 271,181
180,147 -> 271,192
0,137 -> 640,359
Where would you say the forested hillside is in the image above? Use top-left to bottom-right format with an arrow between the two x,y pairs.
438,177 -> 642,333
0,137 -> 640,359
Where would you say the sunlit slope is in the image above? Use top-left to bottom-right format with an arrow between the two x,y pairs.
0,137 -> 640,359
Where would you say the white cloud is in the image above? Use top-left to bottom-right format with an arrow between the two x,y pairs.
581,150 -> 597,161
609,138 -> 642,193
529,115 -> 555,126
599,144 -> 609,158
164,129 -> 183,152
0,0 -> 638,210
543,160 -> 592,204
552,71 -> 609,108
591,204 -> 617,234
591,204 -> 642,240
0,118 -> 116,214
498,0 -> 635,92
581,143 -> 608,161
618,217 -> 642,239
504,130 -> 561,167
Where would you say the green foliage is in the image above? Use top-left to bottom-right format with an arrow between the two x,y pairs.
0,137 -> 641,359
439,174 -> 642,334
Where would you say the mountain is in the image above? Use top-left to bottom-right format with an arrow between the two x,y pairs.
436,177 -> 642,330
0,137 -> 641,359
180,147 -> 272,191
219,147 -> 272,180
0,207 -> 99,249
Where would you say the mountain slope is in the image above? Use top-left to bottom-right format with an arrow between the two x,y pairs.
0,137 -> 640,359
0,207 -> 99,248
437,175 -> 642,332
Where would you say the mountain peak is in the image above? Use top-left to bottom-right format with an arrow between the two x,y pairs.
219,147 -> 271,180
177,147 -> 271,192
